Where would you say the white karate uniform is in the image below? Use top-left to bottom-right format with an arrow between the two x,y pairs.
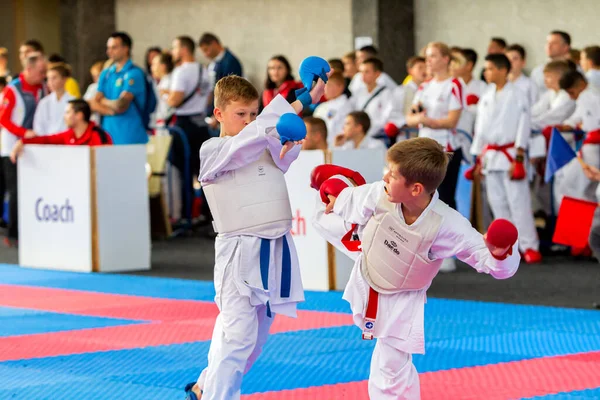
313,94 -> 353,145
335,135 -> 387,151
471,82 -> 539,252
316,181 -> 519,400
412,78 -> 463,150
553,85 -> 600,211
531,62 -> 585,97
512,74 -> 539,106
349,71 -> 397,94
32,92 -> 75,135
455,78 -> 488,163
196,95 -> 305,400
352,85 -> 392,137
531,89 -> 576,131
530,63 -> 547,97
586,70 -> 600,90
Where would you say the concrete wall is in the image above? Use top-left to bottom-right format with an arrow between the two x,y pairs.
415,0 -> 600,75
116,0 -> 354,87
0,0 -> 61,73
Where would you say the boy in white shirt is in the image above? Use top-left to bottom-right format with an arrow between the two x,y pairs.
457,49 -> 488,110
532,60 -> 576,133
351,58 -> 392,137
33,63 -> 75,135
452,48 -> 487,160
506,44 -> 538,106
580,46 -> 600,90
334,111 -> 386,151
348,45 -> 397,94
312,71 -> 352,145
470,53 -> 542,264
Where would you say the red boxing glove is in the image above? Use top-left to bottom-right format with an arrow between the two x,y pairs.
485,219 -> 518,260
464,157 -> 480,181
310,164 -> 366,190
384,122 -> 399,138
466,94 -> 480,106
319,178 -> 350,204
511,160 -> 526,180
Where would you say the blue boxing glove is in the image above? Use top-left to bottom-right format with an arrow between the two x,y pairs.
277,113 -> 307,145
295,56 -> 331,108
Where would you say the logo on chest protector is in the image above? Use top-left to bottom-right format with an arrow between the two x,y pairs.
384,239 -> 400,255
258,166 -> 265,176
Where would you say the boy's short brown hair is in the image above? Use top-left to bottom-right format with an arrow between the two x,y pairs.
328,71 -> 345,85
343,51 -> 356,62
584,46 -> 600,67
304,116 -> 327,140
48,62 -> 71,78
362,57 -> 384,72
406,56 -> 425,71
214,75 -> 259,109
543,60 -> 572,75
347,111 -> 370,134
387,137 -> 449,194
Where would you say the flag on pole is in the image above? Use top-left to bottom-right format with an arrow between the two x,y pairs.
544,127 -> 576,183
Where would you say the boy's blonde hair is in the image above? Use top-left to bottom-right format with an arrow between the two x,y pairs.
214,75 -> 259,109
387,138 -> 449,194
90,60 -> 105,75
427,42 -> 452,60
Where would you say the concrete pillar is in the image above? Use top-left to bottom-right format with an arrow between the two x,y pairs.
60,0 -> 116,88
352,0 -> 415,84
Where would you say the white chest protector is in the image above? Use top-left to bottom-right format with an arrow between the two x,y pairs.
202,150 -> 292,238
360,195 -> 447,293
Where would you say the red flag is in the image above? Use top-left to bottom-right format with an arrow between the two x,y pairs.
553,197 -> 597,248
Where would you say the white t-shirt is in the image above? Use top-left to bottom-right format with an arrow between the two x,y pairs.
412,78 -> 463,149
33,92 -> 76,135
170,62 -> 210,116
155,74 -> 172,125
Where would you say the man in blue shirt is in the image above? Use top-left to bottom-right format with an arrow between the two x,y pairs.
90,32 -> 148,145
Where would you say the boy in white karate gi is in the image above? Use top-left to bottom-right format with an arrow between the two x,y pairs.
310,137 -> 521,399
185,71 -> 328,400
553,70 -> 600,231
351,58 -> 392,137
468,53 -> 542,264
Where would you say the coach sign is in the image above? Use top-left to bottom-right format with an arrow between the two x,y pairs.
18,145 -> 151,273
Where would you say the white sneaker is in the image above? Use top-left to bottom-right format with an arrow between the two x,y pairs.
439,258 -> 457,273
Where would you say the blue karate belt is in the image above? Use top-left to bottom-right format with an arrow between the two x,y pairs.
260,236 -> 292,318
